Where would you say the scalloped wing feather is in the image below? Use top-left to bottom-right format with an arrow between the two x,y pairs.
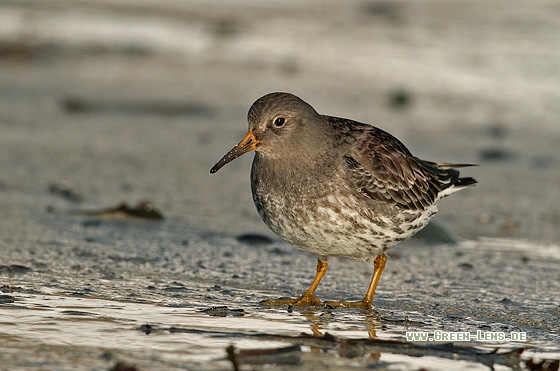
343,127 -> 473,210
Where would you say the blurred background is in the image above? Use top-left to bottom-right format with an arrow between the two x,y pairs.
1,0 -> 559,243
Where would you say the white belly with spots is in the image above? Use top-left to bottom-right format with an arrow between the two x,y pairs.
254,190 -> 438,262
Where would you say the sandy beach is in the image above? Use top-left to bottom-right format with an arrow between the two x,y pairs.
1,1 -> 559,370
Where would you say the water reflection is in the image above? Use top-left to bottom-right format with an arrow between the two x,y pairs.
293,306 -> 384,362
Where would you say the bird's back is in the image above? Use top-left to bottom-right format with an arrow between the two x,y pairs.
325,115 -> 477,211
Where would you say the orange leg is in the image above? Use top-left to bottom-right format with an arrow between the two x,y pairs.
326,253 -> 387,309
261,260 -> 328,307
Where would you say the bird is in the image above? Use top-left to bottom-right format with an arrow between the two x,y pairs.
210,92 -> 476,309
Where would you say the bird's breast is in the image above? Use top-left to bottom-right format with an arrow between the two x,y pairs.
250,155 -> 436,261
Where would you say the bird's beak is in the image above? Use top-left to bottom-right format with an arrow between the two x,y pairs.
210,131 -> 259,173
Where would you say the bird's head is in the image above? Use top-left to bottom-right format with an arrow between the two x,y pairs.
210,92 -> 325,173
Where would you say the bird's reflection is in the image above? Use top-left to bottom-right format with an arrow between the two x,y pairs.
295,305 -> 383,360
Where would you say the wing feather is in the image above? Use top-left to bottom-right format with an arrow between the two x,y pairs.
338,123 -> 471,210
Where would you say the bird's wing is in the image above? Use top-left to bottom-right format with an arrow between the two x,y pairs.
342,126 -> 441,210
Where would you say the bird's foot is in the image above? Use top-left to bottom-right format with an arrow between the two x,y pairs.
261,292 -> 323,307
324,299 -> 373,310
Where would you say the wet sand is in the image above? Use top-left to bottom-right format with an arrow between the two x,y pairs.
1,1 -> 559,370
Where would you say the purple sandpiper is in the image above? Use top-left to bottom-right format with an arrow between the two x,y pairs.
211,92 -> 476,309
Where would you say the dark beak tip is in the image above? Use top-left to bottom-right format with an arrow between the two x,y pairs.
210,164 -> 220,174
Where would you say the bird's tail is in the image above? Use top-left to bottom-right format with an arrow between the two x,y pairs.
415,158 -> 477,195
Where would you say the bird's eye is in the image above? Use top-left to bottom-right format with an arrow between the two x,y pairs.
273,117 -> 285,127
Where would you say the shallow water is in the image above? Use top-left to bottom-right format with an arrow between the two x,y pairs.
2,289 -> 552,371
